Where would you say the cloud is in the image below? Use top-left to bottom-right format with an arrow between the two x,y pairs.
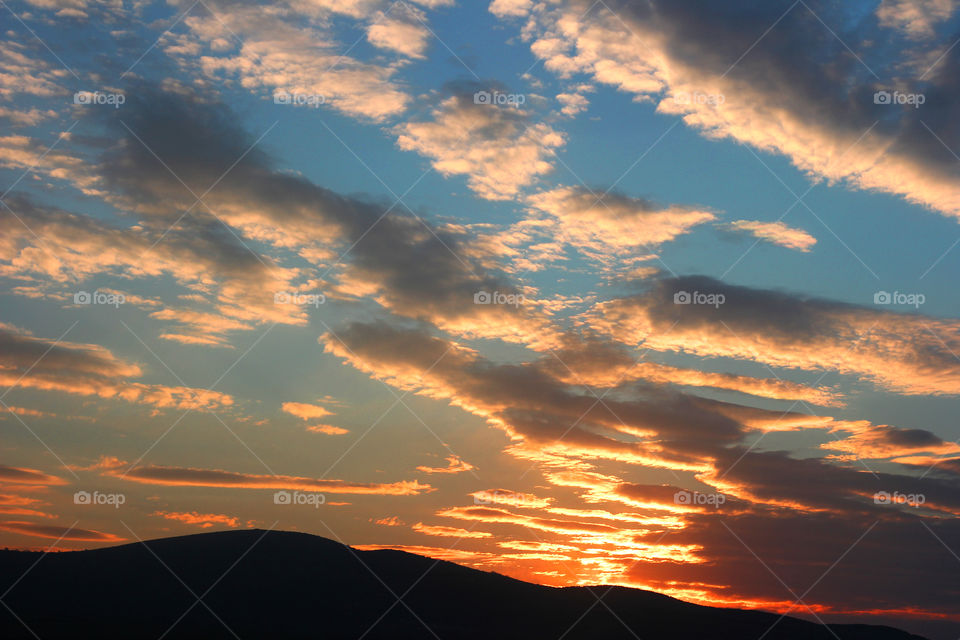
2,86 -> 560,348
549,352 -> 843,407
891,455 -> 960,476
319,314 -> 960,619
704,447 -> 960,516
87,86 -> 559,348
469,489 -> 552,509
521,186 -> 715,269
0,106 -> 57,127
876,0 -> 958,39
395,89 -> 565,200
438,505 -> 626,536
489,0 -> 532,18
0,465 -> 66,486
624,510 -> 960,617
151,510 -> 241,528
353,543 -> 494,563
99,458 -> 433,495
0,324 -> 233,411
366,3 -> 432,58
0,135 -> 102,195
592,275 -> 960,396
722,220 -> 817,252
0,521 -> 124,542
416,455 -> 475,474
305,424 -> 349,435
320,320 -> 960,512
0,406 -> 54,418
412,522 -> 492,538
282,402 -> 335,420
321,321 -> 779,471
0,492 -> 54,519
507,0 -> 960,219
169,0 -> 412,121
0,194 -> 306,346
822,422 -> 960,461
556,92 -> 589,116
0,41 -> 67,100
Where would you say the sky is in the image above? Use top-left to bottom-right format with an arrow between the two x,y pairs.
1,0 -> 960,637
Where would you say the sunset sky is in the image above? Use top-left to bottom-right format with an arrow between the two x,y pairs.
2,0 -> 960,636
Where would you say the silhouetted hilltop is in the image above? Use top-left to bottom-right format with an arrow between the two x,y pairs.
0,529 -> 928,639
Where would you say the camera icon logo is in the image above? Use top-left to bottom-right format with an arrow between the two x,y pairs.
673,291 -> 692,304
274,292 -> 291,304
274,91 -> 292,105
873,491 -> 891,504
473,91 -> 491,105
73,491 -> 92,504
273,490 -> 292,505
673,490 -> 692,504
73,92 -> 92,105
474,291 -> 492,304
873,91 -> 891,105
74,291 -> 92,304
873,291 -> 891,305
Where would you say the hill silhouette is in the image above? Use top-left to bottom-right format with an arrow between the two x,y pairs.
0,529 -> 927,639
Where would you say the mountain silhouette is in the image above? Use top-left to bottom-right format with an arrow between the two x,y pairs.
0,529 -> 927,639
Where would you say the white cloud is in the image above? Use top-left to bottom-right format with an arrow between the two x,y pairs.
395,92 -> 565,199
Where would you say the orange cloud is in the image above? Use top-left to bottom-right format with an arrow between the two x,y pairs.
541,335 -> 843,406
469,489 -> 552,509
524,186 -> 715,266
98,459 -> 432,495
438,505 -> 623,536
0,521 -> 124,542
282,401 -> 335,420
0,135 -> 101,195
180,0 -> 411,121
416,456 -> 475,474
823,423 -> 960,461
152,511 -> 241,528
0,494 -> 53,518
395,91 -> 564,200
353,544 -> 494,563
412,522 -> 492,538
723,220 -> 817,252
592,276 -> 960,396
0,324 -> 233,411
0,465 -> 67,486
305,424 -> 349,435
1,406 -> 54,418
